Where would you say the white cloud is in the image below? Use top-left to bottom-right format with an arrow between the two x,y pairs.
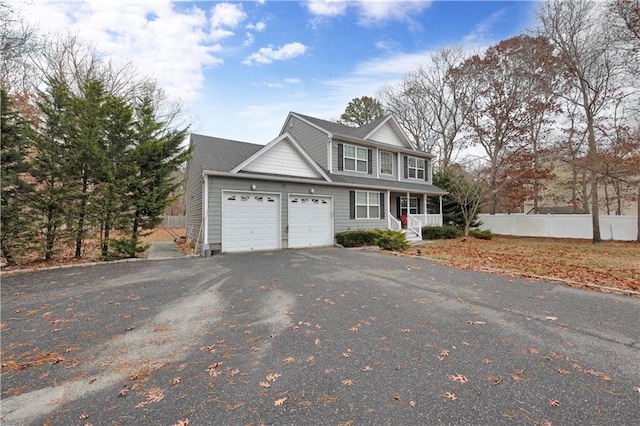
461,8 -> 506,48
12,0 -> 230,103
356,1 -> 432,25
247,21 -> 266,32
242,42 -> 307,65
210,2 -> 246,29
284,78 -> 301,84
306,0 -> 348,17
306,0 -> 432,26
243,32 -> 255,46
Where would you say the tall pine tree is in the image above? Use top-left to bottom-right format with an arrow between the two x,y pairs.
129,93 -> 190,241
1,89 -> 35,264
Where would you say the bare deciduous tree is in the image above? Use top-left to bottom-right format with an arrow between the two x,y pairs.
378,47 -> 472,163
537,0 -> 631,242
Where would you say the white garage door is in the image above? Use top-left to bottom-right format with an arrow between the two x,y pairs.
222,192 -> 280,252
288,195 -> 333,248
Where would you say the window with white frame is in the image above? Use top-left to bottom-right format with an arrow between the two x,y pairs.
344,144 -> 368,173
408,157 -> 425,180
380,151 -> 393,175
356,191 -> 380,219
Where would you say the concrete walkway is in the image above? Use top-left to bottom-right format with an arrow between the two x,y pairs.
146,241 -> 185,260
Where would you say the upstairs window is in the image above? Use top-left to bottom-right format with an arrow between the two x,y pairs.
407,157 -> 425,180
380,151 -> 393,175
344,144 -> 369,173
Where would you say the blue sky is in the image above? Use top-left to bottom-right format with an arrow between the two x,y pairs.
15,1 -> 537,144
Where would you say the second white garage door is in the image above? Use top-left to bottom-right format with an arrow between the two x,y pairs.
288,195 -> 333,248
222,192 -> 280,252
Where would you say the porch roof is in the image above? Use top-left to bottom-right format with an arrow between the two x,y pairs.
327,173 -> 447,195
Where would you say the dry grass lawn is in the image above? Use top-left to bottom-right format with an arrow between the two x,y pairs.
404,236 -> 640,293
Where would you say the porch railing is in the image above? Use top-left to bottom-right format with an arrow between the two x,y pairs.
388,215 -> 402,231
413,214 -> 443,227
407,214 -> 422,239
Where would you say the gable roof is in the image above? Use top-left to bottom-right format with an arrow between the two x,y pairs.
190,133 -> 263,172
288,112 -> 417,152
231,133 -> 331,181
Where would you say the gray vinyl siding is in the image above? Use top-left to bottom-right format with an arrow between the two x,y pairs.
205,176 -> 387,250
286,116 -> 329,169
185,154 -> 203,242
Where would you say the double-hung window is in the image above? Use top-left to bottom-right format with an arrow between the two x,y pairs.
408,157 -> 425,180
344,144 -> 368,173
380,151 -> 393,175
356,191 -> 380,219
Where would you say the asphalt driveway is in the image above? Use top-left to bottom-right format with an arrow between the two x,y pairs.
1,247 -> 639,425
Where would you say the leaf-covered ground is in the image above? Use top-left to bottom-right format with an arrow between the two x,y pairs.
403,236 -> 640,293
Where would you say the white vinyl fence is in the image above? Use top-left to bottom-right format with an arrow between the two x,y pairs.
478,214 -> 637,241
161,215 -> 186,228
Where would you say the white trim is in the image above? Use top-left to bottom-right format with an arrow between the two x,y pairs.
327,137 -> 332,173
202,174 -> 208,244
379,150 -> 393,176
355,190 -> 381,219
203,170 -> 448,195
342,143 -> 369,174
230,132 -> 332,182
285,112 -> 333,138
406,156 -> 426,181
220,189 -> 282,253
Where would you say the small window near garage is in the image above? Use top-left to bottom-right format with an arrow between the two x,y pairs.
380,151 -> 393,175
356,191 -> 380,219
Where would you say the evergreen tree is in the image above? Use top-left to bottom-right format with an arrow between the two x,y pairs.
339,96 -> 385,127
67,79 -> 111,258
1,88 -> 35,264
32,79 -> 74,259
94,93 -> 136,258
128,93 -> 191,241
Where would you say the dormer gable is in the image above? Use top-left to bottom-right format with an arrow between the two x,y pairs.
363,115 -> 414,149
231,133 -> 331,181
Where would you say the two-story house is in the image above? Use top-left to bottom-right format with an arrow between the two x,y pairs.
185,112 -> 446,254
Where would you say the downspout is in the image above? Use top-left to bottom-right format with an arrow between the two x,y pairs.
202,174 -> 209,256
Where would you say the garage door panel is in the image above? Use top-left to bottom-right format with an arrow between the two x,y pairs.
289,196 -> 333,248
222,192 -> 280,252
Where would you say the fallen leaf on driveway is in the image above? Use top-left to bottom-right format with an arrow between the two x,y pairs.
549,399 -> 560,407
266,372 -> 281,382
171,419 -> 189,426
449,374 -> 468,384
545,316 -> 558,321
444,392 -> 458,400
274,397 -> 287,406
259,381 -> 271,388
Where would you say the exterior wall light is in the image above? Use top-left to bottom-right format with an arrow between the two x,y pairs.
309,188 -> 315,194
251,184 -> 257,190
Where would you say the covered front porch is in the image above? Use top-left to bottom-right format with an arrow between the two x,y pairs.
386,191 -> 443,240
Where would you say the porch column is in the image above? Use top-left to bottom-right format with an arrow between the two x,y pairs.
439,195 -> 443,226
387,190 -> 391,228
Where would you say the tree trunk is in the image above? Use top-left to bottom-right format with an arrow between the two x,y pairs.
637,184 -> 639,242
75,175 -> 89,258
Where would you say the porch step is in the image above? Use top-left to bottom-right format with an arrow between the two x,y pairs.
402,229 -> 422,242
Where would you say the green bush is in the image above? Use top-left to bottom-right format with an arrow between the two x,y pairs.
105,237 -> 150,259
335,230 -> 377,247
373,229 -> 409,251
470,229 -> 494,240
422,225 -> 462,240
